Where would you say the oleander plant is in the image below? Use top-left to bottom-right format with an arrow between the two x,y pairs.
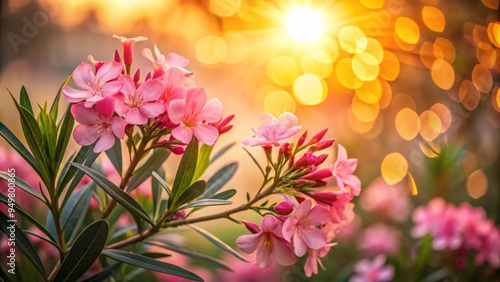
0,36 -> 361,281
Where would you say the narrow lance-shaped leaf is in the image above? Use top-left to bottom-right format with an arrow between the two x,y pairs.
105,137 -> 123,176
145,240 -> 232,271
81,262 -> 121,282
201,162 -> 238,199
61,185 -> 92,242
0,123 -> 44,179
0,212 -> 46,278
152,171 -> 171,197
175,180 -> 206,209
210,142 -> 235,163
0,171 -> 45,202
0,193 -> 56,244
54,220 -> 109,282
188,225 -> 248,262
192,144 -> 212,181
50,75 -> 72,120
19,85 -> 33,114
102,249 -> 202,281
127,148 -> 170,192
170,138 -> 198,208
210,189 -> 237,200
71,163 -> 153,225
182,199 -> 232,209
151,168 -> 165,221
54,104 -> 75,172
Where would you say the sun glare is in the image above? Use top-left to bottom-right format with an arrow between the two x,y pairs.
286,7 -> 324,43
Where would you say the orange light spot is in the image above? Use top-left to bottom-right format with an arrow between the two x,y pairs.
381,153 -> 408,185
487,22 -> 500,48
459,80 -> 481,111
355,78 -> 382,104
430,103 -> 452,133
422,6 -> 445,32
395,108 -> 420,140
351,95 -> 380,122
419,110 -> 442,141
419,42 -> 436,69
476,42 -> 496,69
336,58 -> 363,89
472,64 -> 493,93
434,37 -> 455,63
395,17 -> 420,44
466,169 -> 488,199
431,59 -> 454,90
481,0 -> 499,9
352,52 -> 380,81
379,79 -> 393,109
379,50 -> 400,81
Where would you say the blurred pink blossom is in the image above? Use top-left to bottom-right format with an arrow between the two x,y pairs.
241,112 -> 302,147
350,255 -> 394,282
63,61 -> 123,107
359,224 -> 401,255
282,199 -> 330,257
475,227 -> 500,267
329,144 -> 361,196
411,197 -> 446,238
219,253 -> 280,282
142,45 -> 194,79
303,221 -> 338,277
360,177 -> 411,222
236,215 -> 296,268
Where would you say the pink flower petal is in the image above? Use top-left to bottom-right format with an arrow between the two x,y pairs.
276,112 -> 298,132
191,124 -> 219,145
337,144 -> 348,161
185,87 -> 207,115
72,62 -> 95,90
301,227 -> 327,250
101,81 -> 123,97
271,236 -> 297,266
294,200 -> 313,220
166,52 -> 189,67
113,94 -> 129,116
240,137 -> 271,146
140,102 -> 165,118
137,79 -> 163,101
94,132 -> 115,152
63,87 -> 93,103
73,124 -> 99,146
293,233 -> 308,257
71,103 -> 99,125
198,98 -> 223,123
282,218 -> 296,242
163,67 -> 186,92
95,61 -> 123,84
95,97 -> 115,118
306,206 -> 330,226
167,99 -> 186,124
125,108 -> 147,125
236,233 -> 262,254
255,239 -> 273,268
172,124 -> 193,144
110,116 -> 127,139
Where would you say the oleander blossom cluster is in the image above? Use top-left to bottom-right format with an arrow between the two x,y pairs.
62,35 -> 231,153
236,113 -> 361,277
412,198 -> 500,268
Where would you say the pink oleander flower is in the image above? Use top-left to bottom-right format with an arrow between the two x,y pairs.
236,215 -> 297,268
71,97 -> 127,153
143,45 -> 194,79
304,221 -> 338,277
113,35 -> 148,66
282,199 -> 330,257
160,68 -> 189,110
359,224 -> 401,255
220,253 -> 280,282
330,193 -> 354,224
274,202 -> 294,215
457,203 -> 489,250
114,75 -> 165,124
63,61 -> 123,107
329,144 -> 361,196
432,205 -> 462,250
350,255 -> 394,282
411,197 -> 446,238
241,112 -> 302,147
475,227 -> 500,267
295,150 -> 329,171
360,177 -> 411,222
168,87 -> 223,145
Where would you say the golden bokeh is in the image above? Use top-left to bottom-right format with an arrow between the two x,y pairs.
419,141 -> 441,158
433,37 -> 455,63
493,87 -> 500,112
420,41 -> 436,69
395,17 -> 420,45
431,59 -> 455,90
360,0 -> 385,9
195,35 -> 227,65
293,74 -> 327,106
419,110 -> 442,141
222,33 -> 249,64
351,95 -> 380,122
476,42 -> 496,69
466,169 -> 488,199
267,56 -> 300,87
381,152 -> 408,185
358,37 -> 384,63
355,78 -> 382,104
348,108 -> 376,134
264,90 -> 296,116
338,26 -> 366,54
430,103 -> 452,133
487,22 -> 500,48
300,49 -> 333,78
481,0 -> 499,9
352,52 -> 380,81
392,92 -> 417,111
422,6 -> 446,32
395,108 -> 420,140
378,51 -> 400,81
336,58 -> 363,89
459,80 -> 481,110
471,64 -> 493,93
209,0 -> 241,17
378,79 -> 393,109
408,172 -> 419,196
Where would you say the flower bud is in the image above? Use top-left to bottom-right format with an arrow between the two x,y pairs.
242,221 -> 261,234
307,128 -> 328,145
297,130 -> 308,147
302,168 -> 333,180
133,68 -> 141,83
311,138 -> 335,151
171,146 -> 185,155
114,49 -> 121,63
274,202 -> 294,215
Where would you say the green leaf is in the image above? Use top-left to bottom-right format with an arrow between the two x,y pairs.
0,171 -> 44,202
211,189 -> 237,200
182,199 -> 232,209
127,148 -> 170,192
19,86 -> 34,114
105,137 -> 123,176
201,162 -> 238,199
152,171 -> 171,196
50,75 -> 71,120
62,185 -> 92,242
189,225 -> 247,262
102,249 -> 202,281
210,142 -> 235,163
175,180 -> 206,208
145,240 -> 232,271
170,138 -> 198,208
193,144 -> 213,181
54,104 -> 75,172
0,212 -> 46,278
151,169 -> 165,221
71,163 -> 153,225
37,108 -> 58,168
0,122 -> 45,181
54,220 -> 109,282
0,193 -> 56,244
81,262 -> 121,282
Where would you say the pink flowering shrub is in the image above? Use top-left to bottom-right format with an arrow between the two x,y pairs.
0,35 -> 361,281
